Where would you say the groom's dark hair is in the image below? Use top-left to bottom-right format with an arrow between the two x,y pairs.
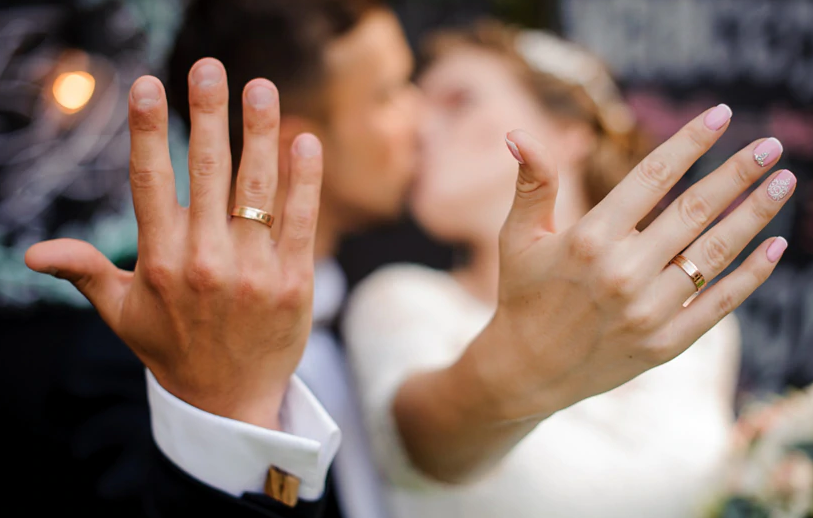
168,0 -> 383,150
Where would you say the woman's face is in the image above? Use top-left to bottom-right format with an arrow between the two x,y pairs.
414,47 -> 592,244
413,47 -> 558,243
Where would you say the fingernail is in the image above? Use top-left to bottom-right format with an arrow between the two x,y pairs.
505,135 -> 524,164
704,104 -> 733,131
247,84 -> 274,108
132,79 -> 160,107
192,62 -> 222,87
295,134 -> 321,158
767,169 -> 796,201
766,237 -> 788,263
753,138 -> 783,167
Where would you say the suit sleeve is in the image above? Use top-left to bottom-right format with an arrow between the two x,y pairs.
3,307 -> 338,518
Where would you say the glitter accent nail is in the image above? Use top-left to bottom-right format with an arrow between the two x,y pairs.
767,170 -> 795,201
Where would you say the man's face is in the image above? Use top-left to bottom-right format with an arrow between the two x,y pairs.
318,8 -> 419,230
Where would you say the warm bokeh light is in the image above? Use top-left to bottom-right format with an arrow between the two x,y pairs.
53,71 -> 95,112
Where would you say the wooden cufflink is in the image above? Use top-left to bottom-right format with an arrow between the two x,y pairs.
265,466 -> 300,507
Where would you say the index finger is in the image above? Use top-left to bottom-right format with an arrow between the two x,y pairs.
592,104 -> 732,233
128,76 -> 178,254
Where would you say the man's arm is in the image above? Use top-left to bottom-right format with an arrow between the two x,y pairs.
393,116 -> 793,482
25,58 -> 332,512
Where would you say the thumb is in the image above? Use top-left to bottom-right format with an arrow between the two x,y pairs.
25,238 -> 129,326
502,130 -> 560,239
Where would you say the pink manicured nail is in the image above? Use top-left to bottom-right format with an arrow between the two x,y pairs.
753,138 -> 783,167
505,135 -> 524,164
704,104 -> 733,131
766,237 -> 788,263
767,169 -> 795,201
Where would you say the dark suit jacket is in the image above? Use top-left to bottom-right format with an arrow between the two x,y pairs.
1,306 -> 328,517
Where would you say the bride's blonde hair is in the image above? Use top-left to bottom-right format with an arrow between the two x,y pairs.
422,20 -> 652,212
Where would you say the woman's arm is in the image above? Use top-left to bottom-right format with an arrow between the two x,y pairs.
391,115 -> 793,482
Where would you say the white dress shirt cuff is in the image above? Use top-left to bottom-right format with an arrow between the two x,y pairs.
146,369 -> 341,501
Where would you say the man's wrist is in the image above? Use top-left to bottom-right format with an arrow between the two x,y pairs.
150,369 -> 288,430
146,370 -> 342,499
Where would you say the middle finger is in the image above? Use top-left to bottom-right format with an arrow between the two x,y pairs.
187,58 -> 232,240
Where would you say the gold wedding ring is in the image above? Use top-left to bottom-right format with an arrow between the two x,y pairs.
231,206 -> 274,228
669,254 -> 706,307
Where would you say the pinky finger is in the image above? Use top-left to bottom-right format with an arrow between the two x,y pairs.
278,133 -> 323,268
669,236 -> 788,349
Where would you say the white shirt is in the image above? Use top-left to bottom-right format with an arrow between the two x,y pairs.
147,260 -> 388,515
344,264 -> 742,518
296,261 -> 390,518
146,262 -> 349,502
147,370 -> 340,501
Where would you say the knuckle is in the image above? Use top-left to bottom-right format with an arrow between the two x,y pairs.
142,260 -> 175,292
189,152 -> 223,179
568,226 -> 603,262
728,160 -> 752,190
515,171 -> 552,197
235,272 -> 273,301
238,175 -> 271,205
701,234 -> 731,273
684,125 -> 708,152
129,162 -> 163,190
189,90 -> 224,114
601,269 -> 639,299
285,209 -> 316,237
245,112 -> 278,135
677,192 -> 714,231
750,196 -> 775,223
635,158 -> 671,192
185,256 -> 227,292
277,280 -> 310,310
622,305 -> 659,332
130,107 -> 163,133
716,288 -> 740,317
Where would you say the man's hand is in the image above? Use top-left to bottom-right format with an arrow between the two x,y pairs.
25,58 -> 323,429
395,106 -> 794,481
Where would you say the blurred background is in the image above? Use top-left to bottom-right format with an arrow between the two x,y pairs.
1,0 -> 812,516
4,0 -> 812,306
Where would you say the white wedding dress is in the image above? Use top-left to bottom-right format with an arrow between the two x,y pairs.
344,264 -> 741,518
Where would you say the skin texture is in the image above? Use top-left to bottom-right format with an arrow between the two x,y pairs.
24,8 -> 419,432
24,8 -> 793,488
414,47 -> 595,301
26,60 -> 323,430
307,8 -> 420,258
395,107 -> 794,481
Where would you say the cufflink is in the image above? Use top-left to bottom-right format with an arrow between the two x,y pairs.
264,466 -> 300,507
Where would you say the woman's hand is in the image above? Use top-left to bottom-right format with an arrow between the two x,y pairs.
475,106 -> 791,421
395,106 -> 794,482
25,58 -> 323,429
